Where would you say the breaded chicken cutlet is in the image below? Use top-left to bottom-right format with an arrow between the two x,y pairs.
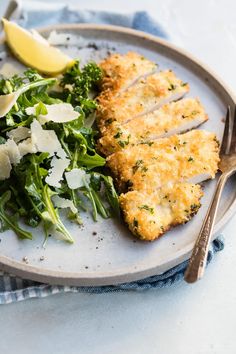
97,70 -> 189,133
119,183 -> 203,241
107,130 -> 219,192
96,52 -> 220,241
99,52 -> 157,94
98,98 -> 208,156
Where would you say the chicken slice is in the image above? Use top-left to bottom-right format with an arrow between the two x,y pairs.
107,130 -> 219,192
97,70 -> 189,132
98,98 -> 208,156
99,52 -> 157,94
119,183 -> 203,241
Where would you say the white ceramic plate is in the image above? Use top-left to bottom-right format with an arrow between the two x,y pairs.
0,24 -> 235,286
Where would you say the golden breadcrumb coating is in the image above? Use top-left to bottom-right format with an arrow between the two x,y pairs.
97,70 -> 189,132
107,130 -> 219,192
98,98 -> 208,156
96,52 -> 220,242
119,183 -> 203,241
99,51 -> 157,93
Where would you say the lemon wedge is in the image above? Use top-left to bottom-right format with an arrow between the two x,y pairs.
2,19 -> 74,75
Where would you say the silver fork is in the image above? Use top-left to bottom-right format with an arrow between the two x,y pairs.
184,105 -> 236,283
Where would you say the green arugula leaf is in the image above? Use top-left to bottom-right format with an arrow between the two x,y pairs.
0,60 -> 120,244
14,154 -> 74,243
0,191 -> 32,239
101,175 -> 120,218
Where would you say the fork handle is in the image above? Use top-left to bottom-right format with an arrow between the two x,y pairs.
184,173 -> 228,283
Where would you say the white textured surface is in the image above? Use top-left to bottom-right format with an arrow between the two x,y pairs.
1,1 -> 236,354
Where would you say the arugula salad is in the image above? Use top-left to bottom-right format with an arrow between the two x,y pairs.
0,61 -> 119,243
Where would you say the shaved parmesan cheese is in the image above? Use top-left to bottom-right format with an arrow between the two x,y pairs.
26,103 -> 79,125
0,150 -> 12,180
18,138 -> 37,157
65,168 -> 89,190
0,92 -> 19,118
45,156 -> 70,188
0,120 -> 68,181
4,139 -> 21,165
52,195 -> 77,214
0,139 -> 21,165
0,84 -> 35,118
7,126 -> 31,143
30,119 -> 66,158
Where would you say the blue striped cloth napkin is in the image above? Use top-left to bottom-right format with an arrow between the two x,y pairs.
0,0 -> 224,304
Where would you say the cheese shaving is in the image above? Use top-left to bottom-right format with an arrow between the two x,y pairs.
45,156 -> 70,188
0,139 -> 21,165
26,103 -> 79,125
65,168 -> 89,190
0,150 -> 12,180
52,195 -> 77,214
7,126 -> 31,143
30,119 -> 66,158
18,138 -> 37,157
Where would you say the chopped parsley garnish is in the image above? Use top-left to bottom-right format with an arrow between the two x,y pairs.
132,159 -> 144,174
138,205 -> 154,214
139,141 -> 154,146
118,134 -> 131,148
141,166 -> 148,173
168,83 -> 177,91
105,118 -> 114,126
113,131 -> 122,139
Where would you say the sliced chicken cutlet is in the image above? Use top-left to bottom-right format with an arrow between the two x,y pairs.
119,183 -> 203,241
99,51 -> 157,94
107,130 -> 219,192
98,98 -> 208,156
96,52 -> 220,242
97,70 -> 189,133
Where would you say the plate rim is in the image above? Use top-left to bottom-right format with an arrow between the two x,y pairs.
0,23 -> 235,286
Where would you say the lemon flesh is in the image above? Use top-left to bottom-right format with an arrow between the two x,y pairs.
2,19 -> 74,75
